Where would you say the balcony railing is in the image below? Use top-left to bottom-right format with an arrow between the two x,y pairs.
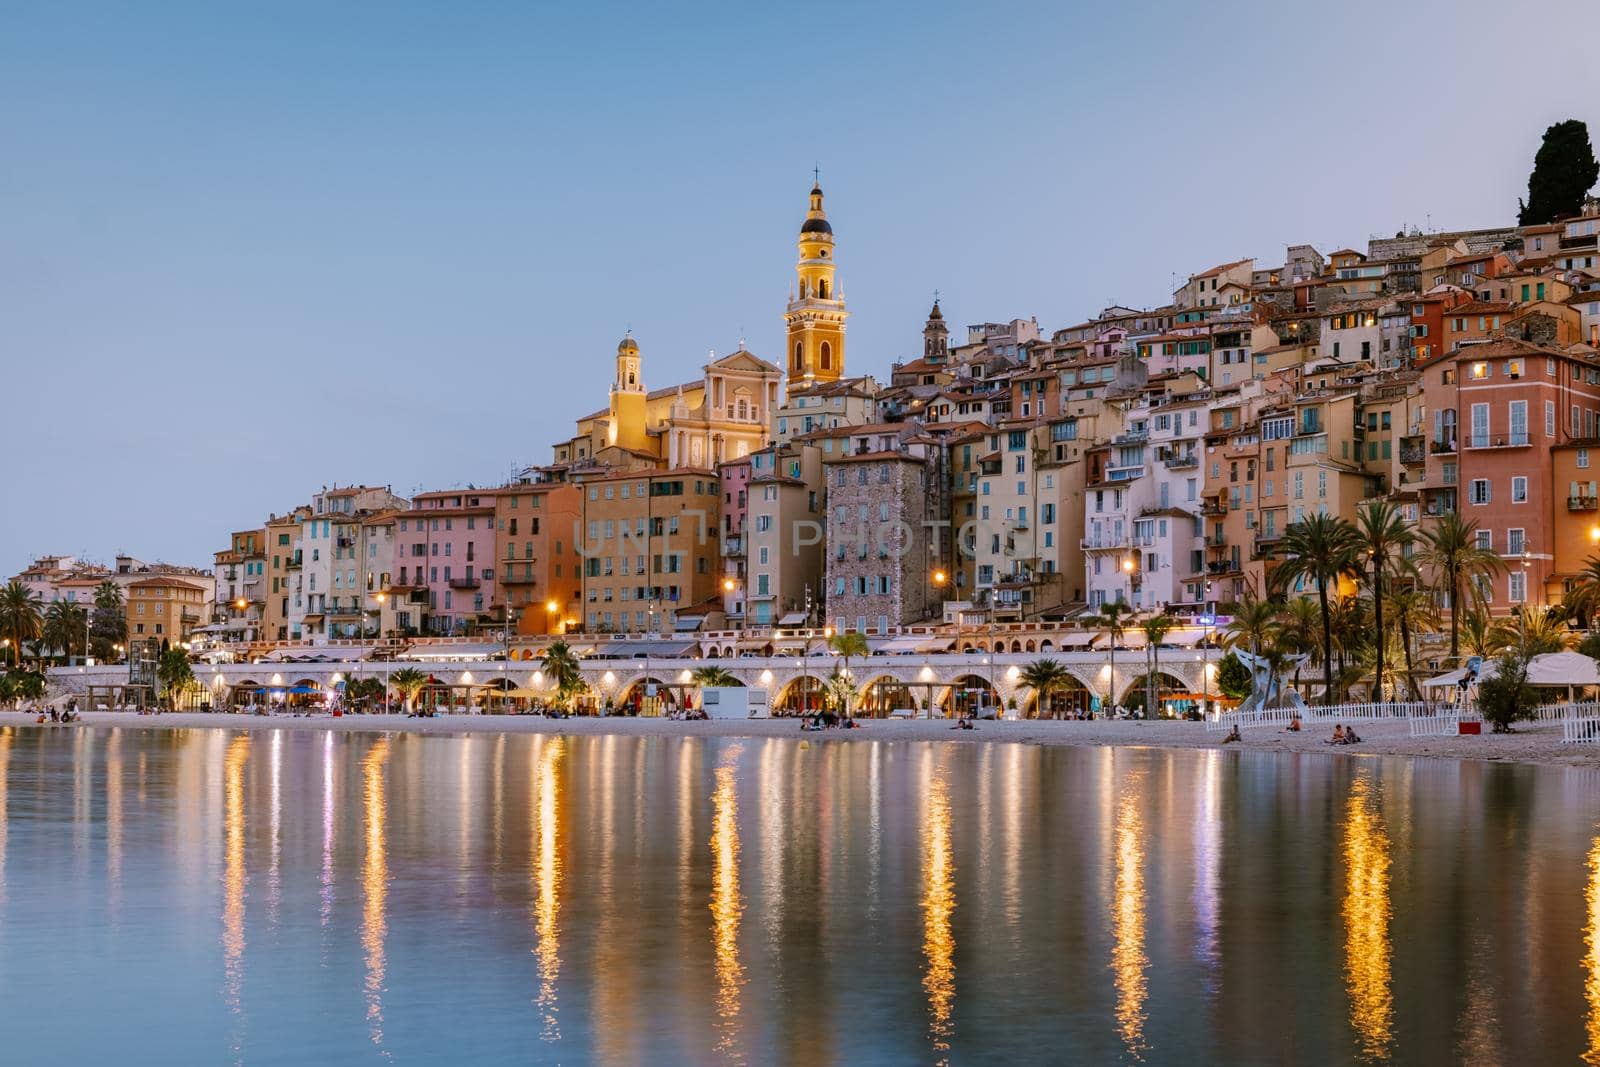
1466,433 -> 1530,449
1399,443 -> 1426,465
1163,454 -> 1199,470
1430,440 -> 1457,455
1200,501 -> 1226,516
721,536 -> 745,558
448,576 -> 481,590
1569,495 -> 1599,512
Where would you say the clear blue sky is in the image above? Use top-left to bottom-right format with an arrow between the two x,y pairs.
3,1 -> 1597,570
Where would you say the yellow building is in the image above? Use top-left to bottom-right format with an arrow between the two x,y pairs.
784,182 -> 848,390
126,576 -> 208,646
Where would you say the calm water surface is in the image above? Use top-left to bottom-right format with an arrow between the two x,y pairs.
0,726 -> 1597,1065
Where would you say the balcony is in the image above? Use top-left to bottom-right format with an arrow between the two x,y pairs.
1208,532 -> 1227,547
1200,500 -> 1226,516
1252,535 -> 1281,559
1429,439 -> 1457,455
1206,560 -> 1236,576
1466,433 -> 1531,449
1113,431 -> 1149,445
721,536 -> 745,558
1399,441 -> 1426,465
1570,495 -> 1599,512
285,552 -> 302,569
449,576 -> 481,590
1080,536 -> 1129,552
1163,454 -> 1199,470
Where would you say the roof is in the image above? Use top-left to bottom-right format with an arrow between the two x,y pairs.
1191,258 -> 1252,279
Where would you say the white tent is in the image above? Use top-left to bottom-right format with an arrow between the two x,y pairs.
1423,651 -> 1600,693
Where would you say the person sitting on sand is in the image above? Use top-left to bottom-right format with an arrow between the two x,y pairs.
1222,724 -> 1241,743
1328,723 -> 1346,745
1287,716 -> 1302,732
1344,726 -> 1361,744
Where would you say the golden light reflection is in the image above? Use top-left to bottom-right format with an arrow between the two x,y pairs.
362,738 -> 391,1053
1583,833 -> 1600,1066
222,735 -> 250,1023
710,748 -> 745,1057
1111,789 -> 1148,1060
0,729 -> 13,905
533,736 -> 565,1042
320,731 -> 336,929
1342,775 -> 1393,1062
107,732 -> 123,917
922,773 -> 956,1062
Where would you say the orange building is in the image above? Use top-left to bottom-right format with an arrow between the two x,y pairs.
126,576 -> 208,646
493,481 -> 583,635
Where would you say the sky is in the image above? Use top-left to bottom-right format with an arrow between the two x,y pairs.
3,0 -> 1599,571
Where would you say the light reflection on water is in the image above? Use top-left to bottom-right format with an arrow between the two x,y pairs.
921,757 -> 955,1063
1343,774 -> 1394,1063
0,730 -> 1596,1065
1584,832 -> 1600,1066
1111,780 -> 1148,1061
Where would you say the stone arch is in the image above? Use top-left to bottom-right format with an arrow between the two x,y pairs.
1022,673 -> 1093,719
992,640 -> 1006,653
854,673 -> 918,717
1010,639 -> 1023,653
1121,671 -> 1190,716
1024,639 -> 1037,653
937,674 -> 1000,718
771,675 -> 824,716
615,675 -> 682,714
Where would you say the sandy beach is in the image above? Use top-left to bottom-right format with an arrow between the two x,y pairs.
18,709 -> 1597,768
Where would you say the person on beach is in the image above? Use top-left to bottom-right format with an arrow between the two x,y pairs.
1344,726 -> 1361,744
1222,724 -> 1241,743
1286,716 -> 1301,732
1328,723 -> 1346,745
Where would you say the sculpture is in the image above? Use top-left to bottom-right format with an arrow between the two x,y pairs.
1231,647 -> 1309,715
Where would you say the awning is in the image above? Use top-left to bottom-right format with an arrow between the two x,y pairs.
874,636 -> 925,654
262,645 -> 376,663
916,637 -> 956,653
778,612 -> 809,626
673,617 -> 706,632
398,642 -> 503,661
1057,632 -> 1097,648
587,640 -> 699,659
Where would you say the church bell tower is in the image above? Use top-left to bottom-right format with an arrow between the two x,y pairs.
784,180 -> 848,391
607,332 -> 647,452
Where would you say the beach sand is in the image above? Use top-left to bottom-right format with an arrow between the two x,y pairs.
22,710 -> 1600,768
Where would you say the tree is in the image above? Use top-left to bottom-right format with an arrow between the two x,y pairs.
1578,631 -> 1600,661
1272,513 -> 1364,706
1387,587 -> 1439,701
824,669 -> 855,715
43,600 -> 87,665
1139,614 -> 1175,719
539,641 -> 586,712
156,647 -> 194,708
90,581 -> 126,661
389,667 -> 429,714
1518,119 -> 1599,225
1221,592 -> 1276,656
1354,501 -> 1415,702
1562,555 -> 1600,629
344,677 -> 386,711
1216,654 -> 1252,700
692,665 -> 737,688
827,631 -> 870,716
1096,601 -> 1129,713
1272,597 -> 1323,695
1490,604 -> 1572,657
1477,652 -> 1535,733
0,581 -> 43,667
1019,658 -> 1070,719
1418,513 -> 1506,664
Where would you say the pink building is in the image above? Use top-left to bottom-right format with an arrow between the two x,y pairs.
717,456 -> 752,624
391,489 -> 501,635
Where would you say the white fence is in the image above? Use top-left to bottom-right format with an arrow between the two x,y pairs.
1407,712 -> 1460,738
1303,701 -> 1426,722
1563,716 -> 1600,744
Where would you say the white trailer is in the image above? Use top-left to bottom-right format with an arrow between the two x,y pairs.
701,686 -> 769,719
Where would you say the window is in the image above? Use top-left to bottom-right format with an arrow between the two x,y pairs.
1581,449 -> 1591,470
1509,572 -> 1526,604
1548,400 -> 1557,438
1512,477 -> 1528,503
1508,528 -> 1525,555
1469,478 -> 1491,505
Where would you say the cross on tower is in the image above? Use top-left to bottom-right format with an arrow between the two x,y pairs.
813,163 -> 821,185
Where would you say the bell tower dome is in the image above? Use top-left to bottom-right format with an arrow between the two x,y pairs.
784,179 -> 848,391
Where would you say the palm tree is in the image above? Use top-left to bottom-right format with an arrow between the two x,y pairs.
1387,587 -> 1439,701
692,665 -> 737,688
1459,608 -> 1500,660
1096,601 -> 1128,713
1221,592 -> 1276,656
539,640 -> 586,712
1418,513 -> 1507,664
91,581 -> 126,661
0,673 -> 14,709
1490,605 -> 1572,657
156,647 -> 194,709
43,601 -> 87,665
1272,596 -> 1322,695
1139,614 -> 1175,719
1019,658 -> 1070,719
1354,501 -> 1415,701
1561,555 -> 1600,630
1272,512 -> 1363,706
388,667 -> 429,714
0,581 -> 43,667
827,631 -> 870,716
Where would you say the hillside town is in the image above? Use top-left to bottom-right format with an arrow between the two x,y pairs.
12,174 -> 1600,712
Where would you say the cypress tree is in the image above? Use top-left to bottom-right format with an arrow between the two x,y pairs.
1518,119 -> 1599,225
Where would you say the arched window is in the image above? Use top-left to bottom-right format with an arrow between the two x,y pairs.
818,280 -> 830,299
820,342 -> 832,370
798,280 -> 807,299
